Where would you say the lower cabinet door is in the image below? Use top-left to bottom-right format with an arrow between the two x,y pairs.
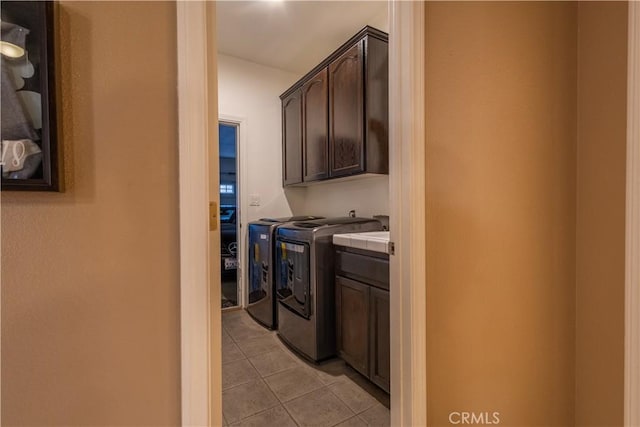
369,286 -> 390,393
336,276 -> 370,376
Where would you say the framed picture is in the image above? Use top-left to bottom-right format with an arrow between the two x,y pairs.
1,1 -> 60,191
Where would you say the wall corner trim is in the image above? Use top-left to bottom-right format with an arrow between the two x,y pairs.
177,2 -> 213,426
388,1 -> 428,426
625,2 -> 640,426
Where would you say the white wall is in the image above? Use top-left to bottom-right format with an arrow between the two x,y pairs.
218,54 -> 305,306
218,54 -> 305,222
367,5 -> 389,33
301,176 -> 389,218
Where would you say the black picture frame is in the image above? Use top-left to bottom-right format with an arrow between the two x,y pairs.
1,1 -> 60,191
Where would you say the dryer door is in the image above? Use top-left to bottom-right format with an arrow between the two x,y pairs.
275,239 -> 310,319
248,224 -> 271,305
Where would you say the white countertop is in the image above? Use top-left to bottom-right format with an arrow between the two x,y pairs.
332,231 -> 390,254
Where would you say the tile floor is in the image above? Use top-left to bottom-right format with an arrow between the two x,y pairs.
222,309 -> 390,427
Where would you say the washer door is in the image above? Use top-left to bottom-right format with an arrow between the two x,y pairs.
275,239 -> 310,319
248,226 -> 270,304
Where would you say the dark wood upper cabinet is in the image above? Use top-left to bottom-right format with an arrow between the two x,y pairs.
282,89 -> 303,186
302,68 -> 329,182
280,26 -> 388,187
362,36 -> 389,176
329,42 -> 364,177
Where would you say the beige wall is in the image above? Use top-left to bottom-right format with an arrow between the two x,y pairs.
425,2 -> 629,426
1,2 -> 180,426
425,2 -> 578,426
1,2 -> 628,426
575,2 -> 628,426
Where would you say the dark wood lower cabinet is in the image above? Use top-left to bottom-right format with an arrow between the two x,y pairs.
336,276 -> 370,376
369,286 -> 390,393
335,247 -> 390,393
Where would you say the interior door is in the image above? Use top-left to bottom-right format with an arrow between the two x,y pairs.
219,122 -> 240,309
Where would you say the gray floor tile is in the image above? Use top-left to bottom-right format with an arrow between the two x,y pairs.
264,366 -> 324,403
358,404 -> 390,427
222,309 -> 247,324
223,342 -> 247,365
222,310 -> 387,426
302,358 -> 359,385
223,359 -> 260,390
249,348 -> 299,377
230,405 -> 297,427
222,379 -> 279,424
223,312 -> 254,331
335,416 -> 368,427
226,320 -> 272,342
348,374 -> 390,408
236,334 -> 281,358
284,388 -> 355,427
222,328 -> 235,347
328,378 -> 378,414
221,312 -> 254,328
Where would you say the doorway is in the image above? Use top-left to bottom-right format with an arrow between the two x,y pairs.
176,1 -> 428,426
219,121 -> 240,309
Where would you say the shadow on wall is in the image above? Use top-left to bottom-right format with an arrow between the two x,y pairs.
284,175 -> 389,219
283,186 -> 307,215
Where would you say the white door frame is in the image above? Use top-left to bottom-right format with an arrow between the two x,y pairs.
625,2 -> 640,426
177,2 -> 220,426
177,1 -> 427,425
177,1 -> 640,427
388,1 -> 427,426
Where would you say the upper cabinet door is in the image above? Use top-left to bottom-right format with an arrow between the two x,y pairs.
329,41 -> 364,178
280,28 -> 388,188
282,89 -> 303,185
302,68 -> 329,182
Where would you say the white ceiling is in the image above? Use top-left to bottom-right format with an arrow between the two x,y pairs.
216,1 -> 388,75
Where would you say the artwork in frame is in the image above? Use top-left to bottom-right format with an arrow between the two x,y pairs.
1,1 -> 60,191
